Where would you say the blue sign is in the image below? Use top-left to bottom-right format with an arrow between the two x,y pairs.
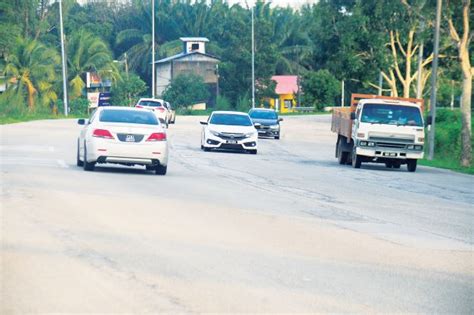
98,92 -> 111,106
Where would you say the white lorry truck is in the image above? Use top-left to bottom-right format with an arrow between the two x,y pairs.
331,94 -> 426,172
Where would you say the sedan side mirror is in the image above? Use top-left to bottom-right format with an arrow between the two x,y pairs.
200,121 -> 208,125
278,118 -> 283,122
350,112 -> 356,120
254,123 -> 261,128
77,118 -> 86,125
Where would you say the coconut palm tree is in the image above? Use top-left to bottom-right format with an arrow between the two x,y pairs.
67,29 -> 119,99
4,37 -> 59,110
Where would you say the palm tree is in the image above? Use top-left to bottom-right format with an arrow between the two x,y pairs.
67,29 -> 119,99
4,37 -> 59,110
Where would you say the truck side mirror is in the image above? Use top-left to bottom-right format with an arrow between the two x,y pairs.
425,115 -> 433,126
350,112 -> 356,120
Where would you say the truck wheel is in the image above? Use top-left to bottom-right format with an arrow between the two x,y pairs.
407,159 -> 417,172
385,162 -> 393,168
351,148 -> 361,169
337,139 -> 348,164
393,161 -> 401,169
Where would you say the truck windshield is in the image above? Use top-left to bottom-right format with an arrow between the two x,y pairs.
360,104 -> 423,127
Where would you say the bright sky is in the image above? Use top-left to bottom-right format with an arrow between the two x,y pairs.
228,0 -> 317,8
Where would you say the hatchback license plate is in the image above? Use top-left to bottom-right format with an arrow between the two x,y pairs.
226,140 -> 238,144
125,134 -> 135,142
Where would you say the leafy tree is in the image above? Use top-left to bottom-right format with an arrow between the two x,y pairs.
301,69 -> 340,110
67,29 -> 119,99
110,73 -> 147,106
4,37 -> 59,110
162,73 -> 210,108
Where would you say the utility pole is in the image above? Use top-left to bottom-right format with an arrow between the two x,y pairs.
251,3 -> 255,109
58,0 -> 68,116
341,80 -> 344,107
428,0 -> 442,160
151,0 -> 155,98
378,72 -> 383,96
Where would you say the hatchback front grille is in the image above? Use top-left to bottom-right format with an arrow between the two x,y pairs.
219,133 -> 246,141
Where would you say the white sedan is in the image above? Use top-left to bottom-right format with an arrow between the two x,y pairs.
76,106 -> 169,175
200,111 -> 259,154
135,98 -> 169,127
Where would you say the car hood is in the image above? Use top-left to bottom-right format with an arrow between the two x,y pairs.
251,118 -> 278,126
208,124 -> 256,134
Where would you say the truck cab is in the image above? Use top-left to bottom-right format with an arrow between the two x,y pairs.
332,94 -> 425,172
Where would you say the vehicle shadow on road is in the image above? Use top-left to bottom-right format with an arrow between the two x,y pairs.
90,166 -> 154,176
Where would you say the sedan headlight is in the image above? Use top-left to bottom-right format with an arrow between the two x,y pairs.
245,132 -> 257,138
270,124 -> 279,129
210,130 -> 221,137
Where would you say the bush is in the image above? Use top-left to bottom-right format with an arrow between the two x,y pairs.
432,109 -> 462,160
110,74 -> 147,106
162,73 -> 210,109
215,95 -> 232,111
301,69 -> 340,110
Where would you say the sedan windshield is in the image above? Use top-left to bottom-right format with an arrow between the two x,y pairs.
361,104 -> 423,127
249,110 -> 278,120
139,100 -> 163,107
99,109 -> 159,125
210,113 -> 253,126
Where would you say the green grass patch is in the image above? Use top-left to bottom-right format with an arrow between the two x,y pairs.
421,109 -> 473,175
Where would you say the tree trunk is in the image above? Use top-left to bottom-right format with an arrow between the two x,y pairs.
460,67 -> 472,167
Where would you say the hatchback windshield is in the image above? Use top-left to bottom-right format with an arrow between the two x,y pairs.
100,109 -> 159,125
361,104 -> 423,127
249,110 -> 278,120
139,100 -> 163,107
210,113 -> 253,126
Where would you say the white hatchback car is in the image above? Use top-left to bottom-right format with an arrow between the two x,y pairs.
200,111 -> 258,154
77,106 -> 169,175
135,98 -> 169,127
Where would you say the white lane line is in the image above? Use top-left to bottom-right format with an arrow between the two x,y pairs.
0,145 -> 56,152
0,157 -> 68,168
56,159 -> 69,168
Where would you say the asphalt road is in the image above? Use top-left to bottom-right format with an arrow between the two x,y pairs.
1,115 -> 473,313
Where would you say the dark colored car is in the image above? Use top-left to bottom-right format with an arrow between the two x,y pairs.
248,108 -> 283,139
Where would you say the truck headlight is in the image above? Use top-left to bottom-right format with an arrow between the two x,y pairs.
367,142 -> 376,147
414,145 -> 423,150
407,145 -> 415,150
360,141 -> 368,146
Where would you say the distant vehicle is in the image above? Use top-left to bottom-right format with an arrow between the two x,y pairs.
249,108 -> 283,139
76,106 -> 169,175
200,111 -> 258,154
135,98 -> 169,127
164,101 -> 176,124
332,94 -> 426,172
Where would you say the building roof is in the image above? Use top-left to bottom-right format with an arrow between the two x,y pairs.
180,37 -> 209,42
272,75 -> 299,95
154,51 -> 220,64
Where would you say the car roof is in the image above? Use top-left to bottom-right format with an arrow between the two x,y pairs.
98,106 -> 151,111
138,98 -> 164,102
211,111 -> 249,116
249,108 -> 276,112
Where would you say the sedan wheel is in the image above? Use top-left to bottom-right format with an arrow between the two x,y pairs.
76,139 -> 84,167
83,144 -> 95,171
155,164 -> 167,175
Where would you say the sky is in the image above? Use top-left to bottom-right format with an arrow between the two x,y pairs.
228,0 -> 317,7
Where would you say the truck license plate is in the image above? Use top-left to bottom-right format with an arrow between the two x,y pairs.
383,152 -> 397,157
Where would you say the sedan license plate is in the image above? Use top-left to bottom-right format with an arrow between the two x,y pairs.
226,140 -> 238,144
125,134 -> 135,142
